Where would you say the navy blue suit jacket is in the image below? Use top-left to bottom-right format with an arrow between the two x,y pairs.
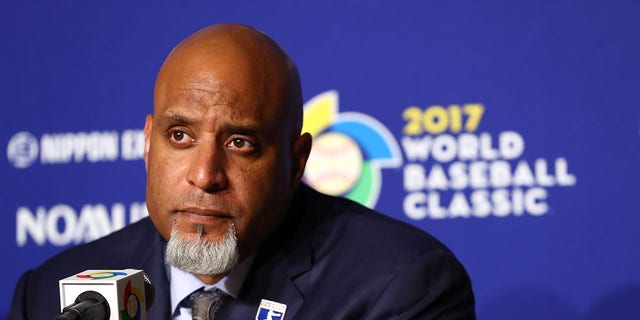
10,185 -> 475,319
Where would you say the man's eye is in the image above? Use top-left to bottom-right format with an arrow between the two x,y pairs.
227,138 -> 254,150
172,131 -> 185,141
232,138 -> 248,148
168,129 -> 193,146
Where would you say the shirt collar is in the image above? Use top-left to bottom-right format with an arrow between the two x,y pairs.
167,254 -> 256,316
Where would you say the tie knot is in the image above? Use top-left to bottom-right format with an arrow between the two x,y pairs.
190,287 -> 227,320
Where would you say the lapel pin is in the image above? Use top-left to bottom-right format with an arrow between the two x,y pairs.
255,299 -> 287,320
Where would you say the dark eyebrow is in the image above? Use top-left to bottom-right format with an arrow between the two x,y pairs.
158,113 -> 263,136
157,113 -> 196,127
223,123 -> 261,136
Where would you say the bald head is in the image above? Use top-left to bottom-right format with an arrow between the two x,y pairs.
154,23 -> 303,136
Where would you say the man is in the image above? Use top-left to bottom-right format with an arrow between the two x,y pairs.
10,23 -> 475,319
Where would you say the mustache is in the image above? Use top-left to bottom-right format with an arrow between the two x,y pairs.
173,191 -> 233,212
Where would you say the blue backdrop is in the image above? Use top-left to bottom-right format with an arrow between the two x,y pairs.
3,1 -> 640,319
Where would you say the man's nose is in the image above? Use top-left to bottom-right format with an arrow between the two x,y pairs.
186,144 -> 229,192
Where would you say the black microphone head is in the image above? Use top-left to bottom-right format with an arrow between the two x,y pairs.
143,272 -> 155,310
56,291 -> 110,320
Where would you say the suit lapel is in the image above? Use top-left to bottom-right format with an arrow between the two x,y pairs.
135,219 -> 172,319
227,185 -> 315,319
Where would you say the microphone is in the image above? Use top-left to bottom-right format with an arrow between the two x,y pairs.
56,269 -> 155,320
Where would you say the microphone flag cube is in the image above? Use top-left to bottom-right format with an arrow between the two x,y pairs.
59,269 -> 148,320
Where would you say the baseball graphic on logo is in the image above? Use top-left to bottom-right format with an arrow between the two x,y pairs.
304,132 -> 363,195
126,294 -> 139,317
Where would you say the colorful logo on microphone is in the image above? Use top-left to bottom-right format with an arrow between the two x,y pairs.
75,271 -> 144,319
302,91 -> 402,207
76,271 -> 127,280
121,280 -> 144,320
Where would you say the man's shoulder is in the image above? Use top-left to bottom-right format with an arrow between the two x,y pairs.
283,186 -> 475,318
29,217 -> 161,282
303,185 -> 449,255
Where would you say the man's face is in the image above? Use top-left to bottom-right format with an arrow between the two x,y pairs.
144,42 -> 302,268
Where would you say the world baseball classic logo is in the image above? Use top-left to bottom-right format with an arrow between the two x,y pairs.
303,90 -> 402,207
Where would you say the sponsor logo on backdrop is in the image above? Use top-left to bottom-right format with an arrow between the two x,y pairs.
302,91 -> 402,208
6,131 -> 39,168
16,202 -> 148,247
6,129 -> 145,168
400,103 -> 577,219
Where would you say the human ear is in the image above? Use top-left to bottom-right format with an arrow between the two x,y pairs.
290,132 -> 312,188
143,115 -> 154,171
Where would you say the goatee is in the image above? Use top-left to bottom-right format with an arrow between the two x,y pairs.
165,222 -> 239,275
